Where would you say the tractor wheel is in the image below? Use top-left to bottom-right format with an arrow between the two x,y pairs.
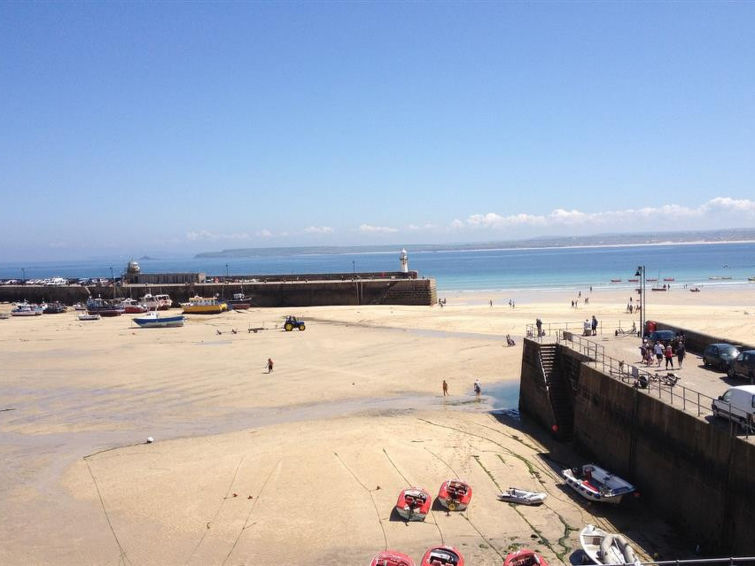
284,323 -> 293,331
298,324 -> 305,331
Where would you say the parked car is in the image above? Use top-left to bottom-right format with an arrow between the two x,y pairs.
702,343 -> 741,371
645,330 -> 679,348
711,385 -> 755,432
728,350 -> 755,383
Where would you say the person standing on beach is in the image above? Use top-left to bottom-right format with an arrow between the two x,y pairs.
473,379 -> 481,399
536,318 -> 543,337
676,341 -> 686,368
664,344 -> 674,369
267,358 -> 274,373
591,315 -> 598,336
442,379 -> 448,396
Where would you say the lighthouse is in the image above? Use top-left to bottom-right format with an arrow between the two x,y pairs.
399,248 -> 409,273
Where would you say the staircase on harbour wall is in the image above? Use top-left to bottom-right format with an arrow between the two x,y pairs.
538,343 -> 575,441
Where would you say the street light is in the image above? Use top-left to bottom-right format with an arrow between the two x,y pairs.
226,264 -> 229,281
352,260 -> 356,274
635,265 -> 645,337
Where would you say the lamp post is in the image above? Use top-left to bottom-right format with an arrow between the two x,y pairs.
110,266 -> 115,299
635,265 -> 645,337
352,260 -> 356,274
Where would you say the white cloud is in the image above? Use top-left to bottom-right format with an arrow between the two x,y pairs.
359,224 -> 399,233
304,226 -> 334,234
408,223 -> 436,231
256,229 -> 273,238
186,230 -> 251,241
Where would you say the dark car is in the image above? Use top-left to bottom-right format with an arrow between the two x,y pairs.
646,330 -> 679,348
728,350 -> 755,383
702,343 -> 740,371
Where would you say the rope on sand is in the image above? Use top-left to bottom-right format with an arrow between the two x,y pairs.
186,456 -> 246,565
334,451 -> 388,551
85,459 -> 133,566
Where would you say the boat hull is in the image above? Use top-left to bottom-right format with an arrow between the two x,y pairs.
497,488 -> 547,505
370,550 -> 415,566
133,314 -> 185,328
504,549 -> 549,566
395,487 -> 431,521
420,546 -> 464,566
562,465 -> 635,504
437,480 -> 472,511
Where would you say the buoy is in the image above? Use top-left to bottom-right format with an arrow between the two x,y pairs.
551,424 -> 559,432
146,436 -> 154,443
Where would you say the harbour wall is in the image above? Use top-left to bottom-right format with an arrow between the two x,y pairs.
0,276 -> 437,307
649,320 -> 755,354
520,338 -> 755,555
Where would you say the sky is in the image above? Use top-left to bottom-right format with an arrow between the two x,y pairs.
1,2 -> 754,261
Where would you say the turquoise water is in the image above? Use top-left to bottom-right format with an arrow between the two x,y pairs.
2,242 -> 753,292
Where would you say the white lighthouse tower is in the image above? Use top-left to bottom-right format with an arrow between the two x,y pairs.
399,248 -> 409,273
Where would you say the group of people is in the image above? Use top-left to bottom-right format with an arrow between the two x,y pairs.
582,315 -> 599,336
640,337 -> 686,369
442,378 -> 482,399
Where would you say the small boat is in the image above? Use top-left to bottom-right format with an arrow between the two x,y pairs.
650,286 -> 667,292
182,296 -> 227,314
646,277 -> 657,282
86,296 -> 124,317
226,293 -> 252,310
663,277 -> 674,281
503,548 -> 549,566
497,487 -> 547,506
370,550 -> 415,566
78,313 -> 101,321
580,524 -> 641,565
120,298 -> 148,313
395,487 -> 431,521
610,279 -> 621,283
627,279 -> 639,283
437,479 -> 472,511
43,302 -> 67,314
73,302 -> 87,311
420,546 -> 464,566
141,293 -> 172,311
690,287 -> 701,293
132,311 -> 185,328
562,464 -> 635,504
11,302 -> 43,316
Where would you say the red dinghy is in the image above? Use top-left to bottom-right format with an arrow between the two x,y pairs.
503,548 -> 549,566
395,487 -> 431,521
421,545 -> 464,566
371,550 -> 415,566
437,479 -> 472,511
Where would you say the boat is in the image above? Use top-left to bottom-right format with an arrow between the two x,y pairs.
690,287 -> 701,293
627,279 -> 639,283
132,311 -> 185,328
610,279 -> 621,283
580,524 -> 641,565
562,464 -> 635,504
503,549 -> 549,566
646,278 -> 657,282
86,296 -> 124,317
43,302 -> 67,314
11,302 -> 43,316
663,277 -> 675,281
73,302 -> 87,311
497,487 -> 547,506
226,292 -> 252,310
650,286 -> 667,292
370,550 -> 415,566
78,313 -> 101,321
395,487 -> 431,521
182,296 -> 227,314
436,479 -> 472,511
120,298 -> 148,314
420,546 -> 464,566
141,293 -> 172,311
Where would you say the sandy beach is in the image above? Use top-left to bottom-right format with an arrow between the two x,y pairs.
1,285 -> 753,565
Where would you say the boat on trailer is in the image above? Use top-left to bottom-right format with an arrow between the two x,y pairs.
580,524 -> 641,565
437,479 -> 472,511
395,487 -> 431,521
370,550 -> 415,566
497,487 -> 547,506
562,464 -> 635,504
503,548 -> 549,566
420,545 -> 464,566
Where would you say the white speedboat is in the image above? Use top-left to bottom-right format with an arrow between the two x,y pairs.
497,487 -> 547,505
562,464 -> 635,504
580,524 -> 641,565
78,313 -> 101,321
11,302 -> 43,316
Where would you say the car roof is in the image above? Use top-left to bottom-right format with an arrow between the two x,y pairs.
729,385 -> 755,394
709,343 -> 737,348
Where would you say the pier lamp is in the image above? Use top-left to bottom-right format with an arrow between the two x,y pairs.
352,260 -> 356,274
225,264 -> 229,281
635,265 -> 645,337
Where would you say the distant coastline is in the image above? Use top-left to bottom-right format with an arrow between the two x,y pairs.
195,228 -> 755,258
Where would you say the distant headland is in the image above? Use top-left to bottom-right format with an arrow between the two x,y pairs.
195,228 -> 755,258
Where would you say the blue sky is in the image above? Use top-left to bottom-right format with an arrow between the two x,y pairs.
1,2 -> 754,260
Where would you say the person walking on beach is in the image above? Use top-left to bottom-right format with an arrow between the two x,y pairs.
591,315 -> 598,336
267,358 -> 274,373
473,379 -> 481,399
442,379 -> 448,396
664,344 -> 674,369
654,342 -> 664,367
676,341 -> 686,368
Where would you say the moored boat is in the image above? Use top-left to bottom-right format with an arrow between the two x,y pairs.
610,279 -> 621,283
420,546 -> 463,566
226,292 -> 252,310
182,296 -> 227,314
503,548 -> 549,566
11,302 -> 43,316
580,524 -> 641,565
370,550 -> 415,566
132,311 -> 185,328
78,313 -> 101,321
663,277 -> 675,281
437,479 -> 472,511
646,278 -> 657,282
562,464 -> 635,504
395,487 -> 431,521
86,296 -> 124,317
141,293 -> 172,311
497,487 -> 547,506
120,298 -> 148,313
43,302 -> 67,314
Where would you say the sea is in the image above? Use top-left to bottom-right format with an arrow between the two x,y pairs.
1,242 -> 754,293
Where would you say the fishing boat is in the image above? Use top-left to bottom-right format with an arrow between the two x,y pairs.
395,487 -> 431,521
503,548 -> 549,566
120,298 -> 148,313
86,296 -> 124,317
562,464 -> 635,504
436,479 -> 472,511
43,302 -> 67,314
420,546 -> 464,566
226,292 -> 252,310
580,524 -> 641,565
132,311 -> 185,328
663,277 -> 675,281
610,279 -> 621,283
627,278 -> 639,283
181,296 -> 227,314
78,313 -> 101,321
497,487 -> 547,506
646,278 -> 657,282
370,550 -> 415,566
141,293 -> 172,311
11,302 -> 43,316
